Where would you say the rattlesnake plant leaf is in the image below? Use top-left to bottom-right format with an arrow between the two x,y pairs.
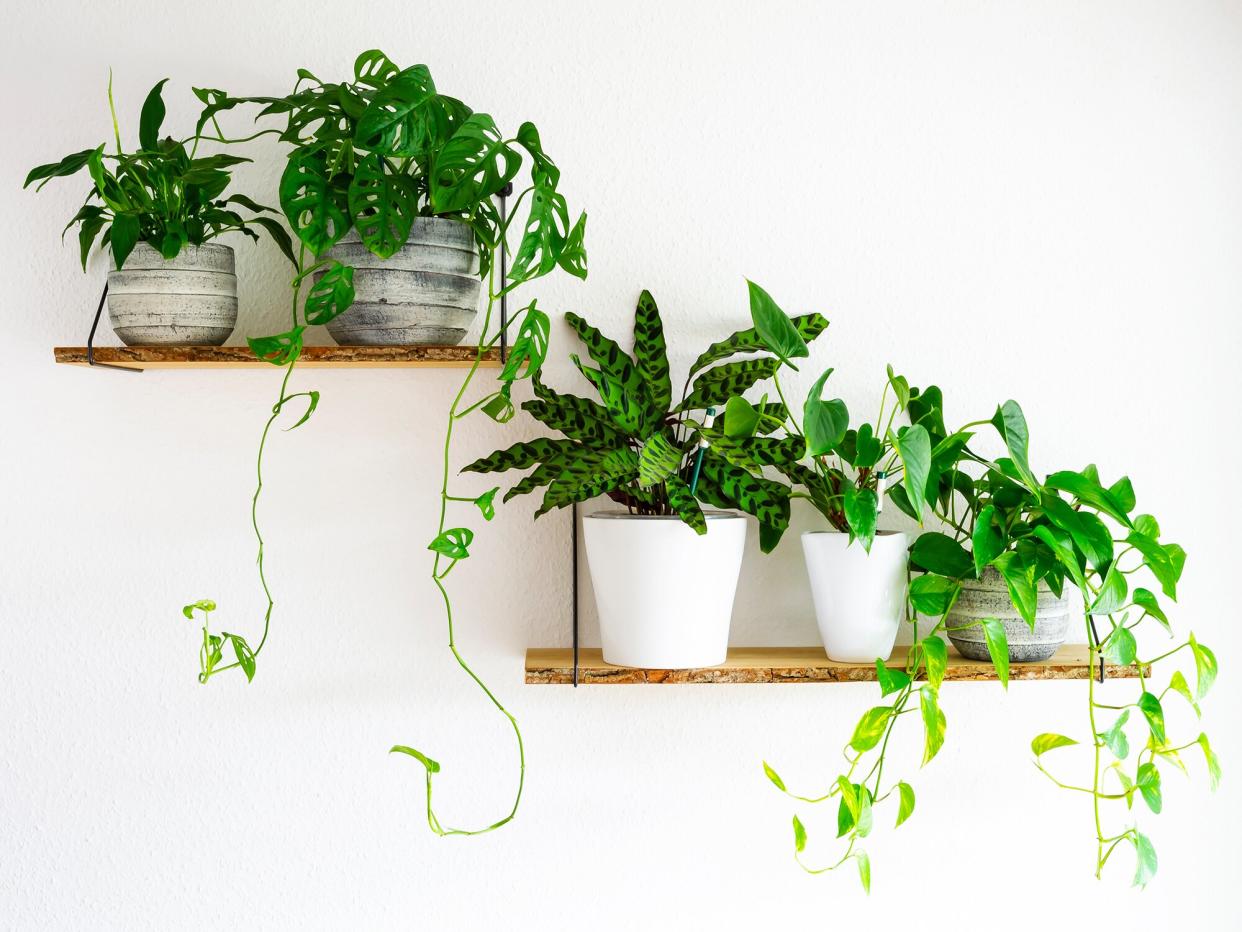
502,443 -> 612,502
535,448 -> 640,517
703,429 -> 803,476
638,433 -> 685,488
355,64 -> 438,157
572,355 -> 645,435
665,474 -> 706,534
430,113 -> 522,214
462,437 -> 577,474
700,454 -> 791,530
280,150 -> 350,256
681,359 -> 779,411
524,375 -> 629,446
348,153 -> 416,259
565,312 -> 657,430
689,313 -> 829,377
633,290 -> 672,413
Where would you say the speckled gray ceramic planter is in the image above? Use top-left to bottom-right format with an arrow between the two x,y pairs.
946,567 -> 1072,662
107,243 -> 237,345
323,219 -> 481,345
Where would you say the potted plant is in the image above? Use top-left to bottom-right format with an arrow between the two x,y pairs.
196,49 -> 581,345
465,283 -> 826,668
25,75 -> 292,345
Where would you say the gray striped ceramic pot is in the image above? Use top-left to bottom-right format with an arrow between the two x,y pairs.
323,219 -> 481,345
945,567 -> 1072,662
107,243 -> 237,345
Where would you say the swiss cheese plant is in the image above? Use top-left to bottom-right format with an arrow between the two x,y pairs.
464,284 -> 827,551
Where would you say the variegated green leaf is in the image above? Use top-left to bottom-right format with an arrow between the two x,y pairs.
666,474 -> 706,534
638,433 -> 684,488
502,444 -> 613,502
573,355 -> 645,434
535,448 -> 640,516
461,437 -> 576,474
689,313 -> 829,376
565,312 -> 656,430
633,290 -> 671,413
699,454 -> 790,530
681,359 -> 779,411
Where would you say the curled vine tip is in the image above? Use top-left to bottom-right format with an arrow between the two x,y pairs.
390,745 -> 440,773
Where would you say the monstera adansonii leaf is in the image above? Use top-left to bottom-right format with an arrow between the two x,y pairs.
279,150 -> 350,256
347,153 -> 417,258
430,113 -> 521,214
355,64 -> 438,157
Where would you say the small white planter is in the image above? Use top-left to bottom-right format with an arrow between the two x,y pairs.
107,243 -> 237,345
802,531 -> 911,662
583,512 -> 746,669
324,218 -> 481,345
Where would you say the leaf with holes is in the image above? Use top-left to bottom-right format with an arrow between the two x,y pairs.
428,527 -> 473,560
182,599 -> 217,619
229,634 -> 256,682
354,49 -> 401,89
508,177 -> 571,282
431,113 -> 521,214
348,154 -> 416,259
279,151 -> 349,256
304,261 -> 355,326
499,303 -> 550,382
473,487 -> 499,521
248,327 -> 305,366
355,64 -> 438,156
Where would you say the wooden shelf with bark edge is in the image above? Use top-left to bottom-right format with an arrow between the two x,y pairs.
53,344 -> 500,370
524,645 -> 1148,685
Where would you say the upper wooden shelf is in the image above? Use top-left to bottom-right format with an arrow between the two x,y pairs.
525,645 -> 1143,685
54,344 -> 500,370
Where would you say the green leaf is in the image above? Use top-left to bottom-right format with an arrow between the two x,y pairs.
248,327 -> 305,366
473,488 -> 499,521
535,448 -> 641,517
1041,493 -> 1113,571
514,120 -> 560,188
1102,711 -> 1130,760
850,706 -> 893,752
229,634 -> 256,682
803,367 -> 849,456
875,660 -> 911,697
508,176 -> 574,283
522,377 -> 628,447
24,145 -> 102,190
971,505 -> 1005,578
919,686 -> 946,765
1045,468 -> 1133,527
682,359 -> 780,412
665,475 -> 706,535
633,290 -> 671,413
348,153 -> 417,259
841,485 -> 878,552
1137,691 -> 1166,745
979,617 -> 1010,688
499,303 -> 551,382
1197,733 -> 1221,791
1189,633 -> 1217,699
304,261 -> 355,326
1136,761 -> 1162,814
992,400 -> 1036,489
566,311 -> 654,430
792,814 -> 807,853
746,280 -> 808,365
920,637 -> 947,690
1032,524 -> 1088,590
697,455 -> 790,537
723,395 -> 762,439
389,744 -> 441,773
893,425 -> 931,523
1131,831 -> 1157,887
1166,670 -> 1199,717
1089,562 -> 1129,616
910,533 -> 973,580
1031,733 -> 1077,756
1102,626 -> 1137,667
763,761 -> 786,792
430,113 -> 521,214
181,599 -> 217,618
896,782 -> 915,827
356,64 -> 438,156
1125,531 -> 1185,600
138,78 -> 169,152
462,437 -> 577,475
353,49 -> 401,89
991,552 -> 1037,628
1132,588 -> 1170,635
280,390 -> 319,431
428,527 -> 473,560
279,151 -> 349,256
855,851 -> 871,894
909,574 -> 961,617
638,433 -> 684,489
689,313 -> 828,376
109,213 -> 140,270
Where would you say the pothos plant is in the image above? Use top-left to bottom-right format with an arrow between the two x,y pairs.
462,282 -> 828,548
24,74 -> 293,270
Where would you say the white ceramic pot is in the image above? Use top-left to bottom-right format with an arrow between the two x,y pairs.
324,218 -> 481,345
802,531 -> 911,662
582,512 -> 746,668
107,242 -> 237,345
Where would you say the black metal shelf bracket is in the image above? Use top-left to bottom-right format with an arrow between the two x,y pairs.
572,502 -> 579,687
497,183 -> 513,364
86,283 -> 142,373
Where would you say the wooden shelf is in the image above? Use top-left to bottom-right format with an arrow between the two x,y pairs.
525,645 -> 1144,685
53,344 -> 499,370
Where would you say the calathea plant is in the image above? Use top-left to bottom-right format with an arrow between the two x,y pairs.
463,283 -> 827,546
899,402 -> 1219,886
24,74 -> 293,269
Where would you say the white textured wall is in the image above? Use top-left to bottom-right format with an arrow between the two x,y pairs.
2,1 -> 1240,927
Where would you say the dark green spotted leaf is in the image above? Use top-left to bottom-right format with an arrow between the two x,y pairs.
689,313 -> 828,376
462,437 -> 577,474
666,474 -> 706,535
682,358 -> 779,411
523,377 -> 628,447
638,433 -> 683,489
633,290 -> 671,412
566,311 -> 654,429
698,455 -> 790,532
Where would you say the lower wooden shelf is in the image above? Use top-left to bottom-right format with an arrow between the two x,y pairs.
524,645 -> 1143,685
53,344 -> 500,370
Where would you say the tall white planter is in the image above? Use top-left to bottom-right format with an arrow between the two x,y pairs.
583,512 -> 746,669
107,242 -> 237,345
324,219 -> 481,345
802,531 -> 911,662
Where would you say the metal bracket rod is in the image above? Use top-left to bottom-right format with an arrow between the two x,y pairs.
497,183 -> 513,364
572,502 -> 579,687
1087,616 -> 1106,684
86,283 -> 142,373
